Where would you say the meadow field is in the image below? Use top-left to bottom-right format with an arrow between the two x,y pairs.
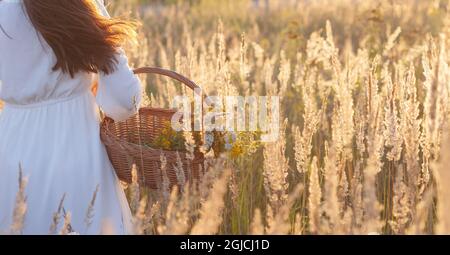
8,0 -> 450,235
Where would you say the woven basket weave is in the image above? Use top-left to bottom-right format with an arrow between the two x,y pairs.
100,67 -> 205,189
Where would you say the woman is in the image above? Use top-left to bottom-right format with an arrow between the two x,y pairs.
0,0 -> 142,234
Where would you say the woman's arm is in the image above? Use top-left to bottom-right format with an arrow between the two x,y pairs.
94,0 -> 142,121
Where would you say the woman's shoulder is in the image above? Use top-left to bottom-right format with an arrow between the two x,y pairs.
0,0 -> 36,45
0,0 -> 27,25
0,0 -> 25,26
0,0 -> 24,14
0,0 -> 23,5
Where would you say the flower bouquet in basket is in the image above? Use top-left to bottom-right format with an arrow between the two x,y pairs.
100,67 -> 206,190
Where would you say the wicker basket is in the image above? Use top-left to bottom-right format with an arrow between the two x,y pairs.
100,67 -> 205,189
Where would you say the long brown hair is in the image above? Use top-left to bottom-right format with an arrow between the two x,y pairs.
23,0 -> 138,77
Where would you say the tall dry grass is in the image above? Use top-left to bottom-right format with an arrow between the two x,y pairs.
4,0 -> 450,235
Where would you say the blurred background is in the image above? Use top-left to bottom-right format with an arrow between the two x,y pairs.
99,0 -> 450,235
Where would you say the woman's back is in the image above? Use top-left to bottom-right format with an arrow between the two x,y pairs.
0,0 -> 141,234
0,0 -> 92,106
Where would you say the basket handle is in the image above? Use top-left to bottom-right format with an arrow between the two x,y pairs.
133,67 -> 202,96
132,67 -> 206,153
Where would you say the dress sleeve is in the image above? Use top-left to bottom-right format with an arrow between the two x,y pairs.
93,0 -> 142,122
94,0 -> 110,18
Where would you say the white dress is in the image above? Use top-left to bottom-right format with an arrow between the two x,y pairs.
0,0 -> 142,234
